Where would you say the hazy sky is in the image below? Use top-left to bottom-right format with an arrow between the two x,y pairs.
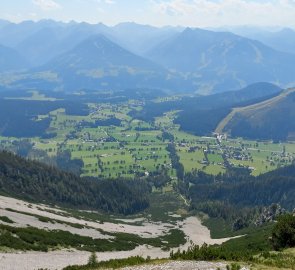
1,0 -> 295,27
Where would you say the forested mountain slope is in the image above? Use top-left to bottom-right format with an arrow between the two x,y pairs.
221,87 -> 295,140
180,164 -> 295,223
0,151 -> 150,214
173,82 -> 281,136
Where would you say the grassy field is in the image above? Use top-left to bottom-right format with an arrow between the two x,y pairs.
0,91 -> 294,179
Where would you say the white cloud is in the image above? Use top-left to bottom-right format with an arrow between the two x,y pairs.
95,0 -> 116,4
150,0 -> 295,27
152,0 -> 201,16
32,0 -> 61,11
105,0 -> 115,4
2,13 -> 23,22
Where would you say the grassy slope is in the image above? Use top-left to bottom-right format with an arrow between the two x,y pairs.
215,88 -> 295,134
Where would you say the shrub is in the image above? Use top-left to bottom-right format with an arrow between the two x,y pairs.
271,214 -> 295,250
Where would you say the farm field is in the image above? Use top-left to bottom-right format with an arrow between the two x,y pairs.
0,91 -> 294,179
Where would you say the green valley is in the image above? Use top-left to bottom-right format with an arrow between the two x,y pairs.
0,88 -> 294,179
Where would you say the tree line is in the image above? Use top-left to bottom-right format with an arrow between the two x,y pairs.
176,165 -> 295,227
0,151 -> 151,214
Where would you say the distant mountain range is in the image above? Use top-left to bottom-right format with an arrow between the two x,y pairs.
224,26 -> 295,55
0,20 -> 295,93
146,28 -> 295,93
38,34 -> 183,90
111,22 -> 180,55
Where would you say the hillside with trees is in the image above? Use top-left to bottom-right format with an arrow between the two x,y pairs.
222,88 -> 295,141
177,165 -> 295,229
0,151 -> 150,214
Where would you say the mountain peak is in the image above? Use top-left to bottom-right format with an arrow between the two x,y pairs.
278,27 -> 295,34
183,27 -> 193,32
40,33 -> 168,90
147,27 -> 295,93
114,21 -> 155,28
71,34 -> 122,55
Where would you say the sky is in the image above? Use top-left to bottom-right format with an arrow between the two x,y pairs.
1,0 -> 295,28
